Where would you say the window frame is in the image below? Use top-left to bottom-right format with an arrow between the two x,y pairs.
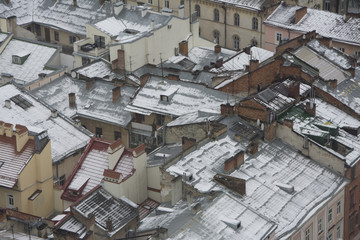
95,127 -> 103,138
213,30 -> 220,44
328,208 -> 333,222
164,0 -> 169,8
252,17 -> 258,30
337,201 -> 341,214
276,33 -> 282,42
305,227 -> 311,240
54,31 -> 59,41
114,131 -> 122,140
195,4 -> 200,17
6,194 -> 15,208
214,8 -> 220,22
234,13 -> 239,26
233,35 -> 240,50
69,36 -> 76,44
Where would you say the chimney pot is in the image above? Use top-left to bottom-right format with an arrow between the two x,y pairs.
73,0 -> 77,7
214,45 -> 221,54
5,99 -> 11,109
182,137 -> 196,151
51,109 -> 58,118
179,40 -> 188,57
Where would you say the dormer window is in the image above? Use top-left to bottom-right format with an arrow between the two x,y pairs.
160,95 -> 168,102
12,52 -> 30,65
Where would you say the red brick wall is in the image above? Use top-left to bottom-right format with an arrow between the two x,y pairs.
235,99 -> 267,122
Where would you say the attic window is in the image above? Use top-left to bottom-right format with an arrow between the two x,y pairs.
10,94 -> 33,109
160,95 -> 168,102
12,52 -> 30,65
124,29 -> 139,34
38,131 -> 48,140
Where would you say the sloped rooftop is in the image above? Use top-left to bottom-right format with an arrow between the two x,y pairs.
125,76 -> 236,116
0,135 -> 35,188
0,84 -> 91,163
230,139 -> 347,238
0,38 -> 59,83
265,4 -> 360,46
31,75 -> 136,127
253,88 -> 295,114
0,0 -> 109,36
74,59 -> 123,81
209,0 -> 268,11
167,109 -> 222,127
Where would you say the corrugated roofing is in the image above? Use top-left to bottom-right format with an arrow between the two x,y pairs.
230,139 -> 347,238
254,88 -> 295,114
31,75 -> 136,127
0,135 -> 35,188
0,84 -> 91,163
265,4 -> 360,46
0,38 -> 58,83
209,0 -> 268,11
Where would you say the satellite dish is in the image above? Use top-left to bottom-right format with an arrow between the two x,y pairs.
71,72 -> 76,78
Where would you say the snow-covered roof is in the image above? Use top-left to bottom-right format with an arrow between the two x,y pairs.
293,46 -> 351,84
169,194 -> 277,240
74,59 -> 122,80
0,84 -> 91,163
0,32 -> 9,42
348,0 -> 360,14
210,47 -> 274,73
307,40 -> 353,70
230,139 -> 347,238
0,134 -> 35,188
92,7 -> 171,43
147,143 -> 183,167
0,0 -> 109,36
125,76 -> 236,117
62,138 -> 134,199
167,109 -> 222,127
31,75 -> 136,127
253,88 -> 295,114
264,4 -> 360,46
167,135 -> 247,193
72,187 -> 138,236
0,38 -> 59,84
209,0 -> 268,11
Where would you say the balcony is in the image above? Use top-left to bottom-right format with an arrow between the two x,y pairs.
74,38 -> 109,57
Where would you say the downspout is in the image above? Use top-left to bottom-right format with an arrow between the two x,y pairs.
260,13 -> 263,48
158,0 -> 160,12
222,5 -> 227,48
189,0 -> 192,24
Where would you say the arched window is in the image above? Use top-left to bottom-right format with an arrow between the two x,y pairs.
252,17 -> 258,30
233,35 -> 240,50
234,13 -> 240,26
214,8 -> 219,22
214,30 -> 220,44
195,4 -> 200,17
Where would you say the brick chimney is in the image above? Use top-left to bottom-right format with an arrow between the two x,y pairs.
318,37 -> 332,48
133,143 -> 146,157
112,87 -> 121,103
179,40 -> 188,56
86,79 -> 95,90
283,119 -> 294,129
295,7 -> 307,24
220,103 -> 234,116
4,123 -> 13,138
328,79 -> 337,89
111,49 -> 125,74
168,74 -> 180,81
247,141 -> 258,155
288,81 -> 300,101
140,73 -> 150,87
73,0 -> 77,7
99,0 -> 105,5
249,59 -> 259,72
216,57 -> 223,68
182,137 -> 196,151
108,139 -> 125,170
305,101 -> 316,116
68,93 -> 76,108
15,124 -> 29,152
214,45 -> 221,54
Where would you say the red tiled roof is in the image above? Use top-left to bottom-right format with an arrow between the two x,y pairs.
109,138 -> 124,151
4,123 -> 12,128
134,143 -> 145,156
0,135 -> 35,188
15,124 -> 28,135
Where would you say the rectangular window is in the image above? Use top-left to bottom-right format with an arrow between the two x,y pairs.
59,175 -> 65,185
135,113 -> 145,123
328,232 -> 333,240
35,24 -> 41,36
341,0 -> 345,10
96,127 -> 103,138
148,0 -> 152,4
355,51 -> 359,58
350,214 -> 355,233
94,35 -> 106,48
82,57 -> 90,66
6,194 -> 14,208
337,225 -> 341,238
69,36 -> 76,44
54,31 -> 59,41
164,0 -> 169,8
350,190 -> 355,208
305,227 -> 311,240
318,217 -> 322,233
276,33 -> 282,42
114,131 -> 121,140
339,47 -> 345,52
325,1 -> 330,11
328,208 -> 333,222
337,201 -> 341,214
157,115 -> 165,125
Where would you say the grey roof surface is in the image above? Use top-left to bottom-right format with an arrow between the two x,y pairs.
74,59 -> 123,81
0,0 -> 109,36
147,143 -> 183,167
59,216 -> 87,238
167,109 -> 222,127
0,37 -> 59,83
230,139 -> 347,239
253,88 -> 295,114
220,115 -> 262,140
209,0 -> 268,10
125,76 -> 236,117
31,75 -> 137,127
73,187 -> 138,236
265,4 -> 360,46
0,84 -> 91,163
282,52 -> 319,78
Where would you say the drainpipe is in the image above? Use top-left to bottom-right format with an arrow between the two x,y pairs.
189,0 -> 192,24
222,4 -> 227,48
158,0 -> 160,12
260,13 -> 263,48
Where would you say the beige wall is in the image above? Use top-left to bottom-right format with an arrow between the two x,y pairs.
127,0 -> 185,16
53,151 -> 83,185
165,123 -> 208,144
147,166 -> 161,202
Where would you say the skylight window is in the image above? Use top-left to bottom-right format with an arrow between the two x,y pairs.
10,94 -> 33,110
0,161 -> 4,168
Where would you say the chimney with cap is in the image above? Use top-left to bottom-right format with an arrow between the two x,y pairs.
112,87 -> 121,103
68,93 -> 76,108
4,123 -> 13,138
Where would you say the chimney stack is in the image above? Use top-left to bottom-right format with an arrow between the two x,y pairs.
99,0 -> 105,5
68,93 -> 76,108
108,139 -> 125,169
182,137 -> 196,151
73,0 -> 77,7
140,73 -> 150,87
305,101 -> 316,116
4,123 -> 13,138
106,218 -> 113,232
86,79 -> 95,90
112,87 -> 121,103
214,45 -> 221,54
249,59 -> 259,72
328,79 -> 337,89
15,124 -> 29,152
51,109 -> 58,118
114,2 -> 124,15
220,103 -> 234,116
4,0 -> 9,4
179,40 -> 188,57
0,121 -> 5,135
151,19 -> 155,30
288,81 -> 300,101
